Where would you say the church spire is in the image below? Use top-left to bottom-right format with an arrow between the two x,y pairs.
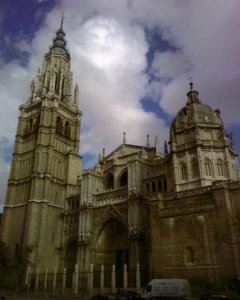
27,20 -> 77,105
60,12 -> 64,31
49,15 -> 70,59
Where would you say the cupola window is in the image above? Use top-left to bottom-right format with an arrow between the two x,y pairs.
145,183 -> 150,194
204,158 -> 212,176
152,182 -> 156,193
181,162 -> 188,180
217,159 -> 225,176
191,159 -> 199,178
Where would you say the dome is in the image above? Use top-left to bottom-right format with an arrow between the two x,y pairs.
171,87 -> 223,132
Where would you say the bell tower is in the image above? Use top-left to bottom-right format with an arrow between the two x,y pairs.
0,20 -> 82,273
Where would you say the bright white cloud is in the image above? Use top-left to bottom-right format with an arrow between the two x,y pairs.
149,0 -> 240,121
1,0 -> 240,206
66,14 -> 165,157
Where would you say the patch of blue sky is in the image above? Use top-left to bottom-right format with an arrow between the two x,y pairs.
1,48 -> 30,67
0,138 -> 13,163
81,122 -> 92,134
0,0 -> 57,65
83,152 -> 97,169
144,27 -> 178,67
140,96 -> 172,126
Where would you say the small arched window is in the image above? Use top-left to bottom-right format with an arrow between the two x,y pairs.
145,183 -> 150,194
158,181 -> 162,192
65,121 -> 71,138
29,118 -> 33,133
204,158 -> 212,176
105,173 -> 114,190
119,170 -> 128,187
33,115 -> 40,132
152,182 -> 156,193
55,72 -> 60,95
217,159 -> 225,177
56,116 -> 63,135
184,246 -> 195,265
181,162 -> 188,180
47,78 -> 50,92
191,159 -> 199,178
61,76 -> 65,100
163,178 -> 167,192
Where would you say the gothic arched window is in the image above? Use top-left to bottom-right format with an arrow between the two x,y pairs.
163,178 -> 168,192
29,118 -> 33,133
191,159 -> 199,178
204,158 -> 212,176
119,169 -> 128,187
145,183 -> 150,194
105,173 -> 114,190
181,162 -> 188,180
152,182 -> 156,193
56,116 -> 63,135
61,76 -> 65,100
64,121 -> 71,138
217,159 -> 225,176
55,72 -> 60,95
33,115 -> 40,132
184,246 -> 195,265
158,181 -> 162,192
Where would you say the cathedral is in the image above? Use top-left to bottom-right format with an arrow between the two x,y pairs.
1,22 -> 240,292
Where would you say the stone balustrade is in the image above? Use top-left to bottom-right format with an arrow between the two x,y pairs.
159,199 -> 214,217
94,187 -> 128,205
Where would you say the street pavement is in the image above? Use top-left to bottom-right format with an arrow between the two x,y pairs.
0,290 -> 86,300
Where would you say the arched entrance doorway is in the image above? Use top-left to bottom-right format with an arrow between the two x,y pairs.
65,240 -> 77,287
94,218 -> 129,288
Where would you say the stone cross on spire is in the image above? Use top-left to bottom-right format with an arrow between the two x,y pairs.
186,77 -> 201,106
188,76 -> 193,91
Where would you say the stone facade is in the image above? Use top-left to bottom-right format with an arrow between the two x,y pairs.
1,24 -> 240,290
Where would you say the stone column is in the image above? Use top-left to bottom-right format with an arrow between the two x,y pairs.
73,264 -> 79,294
136,262 -> 141,293
28,268 -> 32,292
111,264 -> 116,293
88,264 -> 94,294
52,268 -> 57,294
25,265 -> 30,290
62,267 -> 66,294
35,269 -> 39,292
123,264 -> 128,290
100,265 -> 104,293
44,268 -> 48,293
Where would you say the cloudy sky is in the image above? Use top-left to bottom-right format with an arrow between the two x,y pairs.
1,0 -> 240,208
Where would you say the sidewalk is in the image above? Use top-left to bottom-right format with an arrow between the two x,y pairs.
0,290 -> 87,300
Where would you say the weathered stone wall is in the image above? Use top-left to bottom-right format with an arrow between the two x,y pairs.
149,183 -> 240,289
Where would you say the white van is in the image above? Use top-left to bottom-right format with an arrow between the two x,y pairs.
142,279 -> 191,300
